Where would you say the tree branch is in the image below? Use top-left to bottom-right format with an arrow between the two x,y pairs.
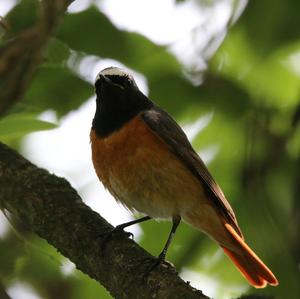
0,0 -> 74,116
0,281 -> 12,299
0,141 -> 210,299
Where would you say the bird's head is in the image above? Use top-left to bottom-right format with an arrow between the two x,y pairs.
95,67 -> 139,97
92,66 -> 153,137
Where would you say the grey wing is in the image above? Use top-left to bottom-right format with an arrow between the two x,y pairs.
141,106 -> 242,237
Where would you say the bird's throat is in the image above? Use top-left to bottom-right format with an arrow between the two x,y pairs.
92,94 -> 153,137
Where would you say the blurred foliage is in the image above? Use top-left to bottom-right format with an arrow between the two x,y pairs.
0,0 -> 299,299
0,112 -> 57,142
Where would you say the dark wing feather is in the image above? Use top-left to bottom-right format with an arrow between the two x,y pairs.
141,106 -> 242,237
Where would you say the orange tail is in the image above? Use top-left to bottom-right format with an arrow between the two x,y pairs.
222,223 -> 278,288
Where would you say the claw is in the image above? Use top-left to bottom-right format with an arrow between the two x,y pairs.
114,224 -> 134,239
142,255 -> 173,281
125,231 -> 134,239
93,216 -> 152,254
96,226 -> 134,253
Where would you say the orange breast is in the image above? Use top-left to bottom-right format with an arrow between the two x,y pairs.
90,115 -> 206,219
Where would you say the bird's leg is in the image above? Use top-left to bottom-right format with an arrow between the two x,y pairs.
98,216 -> 152,254
99,216 -> 151,240
145,215 -> 181,275
157,215 -> 181,262
114,216 -> 152,238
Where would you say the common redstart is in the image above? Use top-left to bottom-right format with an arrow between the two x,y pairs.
90,67 -> 278,288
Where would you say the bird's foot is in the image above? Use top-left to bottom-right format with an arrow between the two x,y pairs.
97,223 -> 134,240
114,223 -> 134,239
95,225 -> 134,254
148,253 -> 166,271
142,254 -> 174,280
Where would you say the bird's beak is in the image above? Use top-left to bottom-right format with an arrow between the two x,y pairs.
99,74 -> 112,85
96,73 -> 125,90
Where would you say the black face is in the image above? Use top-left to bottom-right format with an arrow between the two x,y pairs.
92,70 -> 153,137
95,73 -> 137,93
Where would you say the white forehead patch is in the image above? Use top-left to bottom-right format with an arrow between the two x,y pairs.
95,67 -> 133,82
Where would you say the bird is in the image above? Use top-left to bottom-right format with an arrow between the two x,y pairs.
90,66 -> 278,288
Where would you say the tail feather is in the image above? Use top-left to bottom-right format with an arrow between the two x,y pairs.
222,223 -> 278,288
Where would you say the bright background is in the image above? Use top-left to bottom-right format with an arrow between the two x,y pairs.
0,0 -> 299,299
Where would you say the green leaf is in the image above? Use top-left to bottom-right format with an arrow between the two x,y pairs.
4,0 -> 39,38
211,28 -> 300,108
23,65 -> 93,116
241,0 -> 300,57
72,272 -> 113,299
45,38 -> 71,67
0,112 -> 57,141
